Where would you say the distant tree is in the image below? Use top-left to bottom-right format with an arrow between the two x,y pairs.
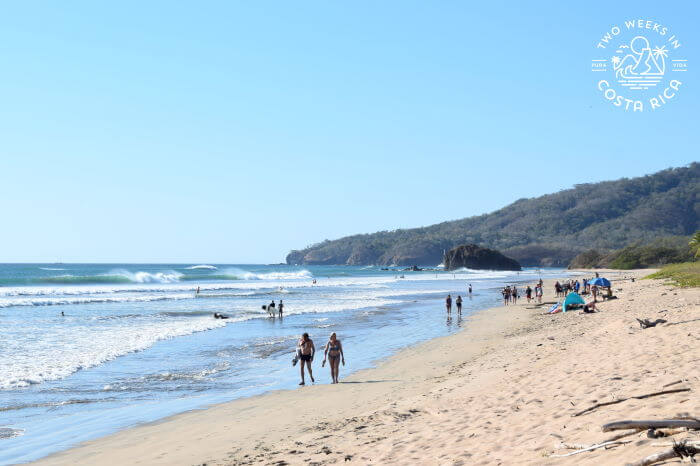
690,231 -> 700,258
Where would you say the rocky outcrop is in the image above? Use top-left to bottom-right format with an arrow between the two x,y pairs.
443,244 -> 521,271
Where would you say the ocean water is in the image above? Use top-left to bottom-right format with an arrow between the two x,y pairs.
0,263 -> 568,464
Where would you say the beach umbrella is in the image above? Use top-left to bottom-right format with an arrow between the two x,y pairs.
563,292 -> 585,312
589,277 -> 611,287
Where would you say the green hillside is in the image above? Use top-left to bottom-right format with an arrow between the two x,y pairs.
287,163 -> 700,266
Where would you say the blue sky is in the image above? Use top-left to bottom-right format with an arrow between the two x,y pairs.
0,1 -> 697,263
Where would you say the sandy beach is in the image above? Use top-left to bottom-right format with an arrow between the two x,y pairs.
35,270 -> 699,465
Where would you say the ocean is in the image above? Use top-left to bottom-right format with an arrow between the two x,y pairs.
0,263 -> 568,464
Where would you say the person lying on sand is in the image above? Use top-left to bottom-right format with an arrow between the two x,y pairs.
581,301 -> 597,313
322,332 -> 345,384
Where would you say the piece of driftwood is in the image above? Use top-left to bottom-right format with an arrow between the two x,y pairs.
557,442 -> 590,450
636,318 -> 667,329
557,439 -> 632,450
627,442 -> 700,466
549,440 -> 627,457
573,388 -> 691,417
603,429 -> 645,443
651,440 -> 700,447
662,379 -> 684,388
603,419 -> 700,432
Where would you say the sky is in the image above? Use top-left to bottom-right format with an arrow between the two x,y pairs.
0,1 -> 697,263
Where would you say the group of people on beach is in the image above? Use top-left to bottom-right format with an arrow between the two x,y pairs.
555,279 -> 582,297
555,278 -> 609,302
262,299 -> 284,318
292,332 -> 345,385
445,284 -> 473,314
524,283 -> 543,304
502,279 -> 544,305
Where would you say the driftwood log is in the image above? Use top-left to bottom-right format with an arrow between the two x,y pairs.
572,388 -> 691,417
627,442 -> 700,466
549,440 -> 627,457
603,419 -> 700,432
636,318 -> 667,329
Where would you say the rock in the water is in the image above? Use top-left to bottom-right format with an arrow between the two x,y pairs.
443,244 -> 521,271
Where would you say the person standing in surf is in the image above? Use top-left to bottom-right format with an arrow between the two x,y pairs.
298,333 -> 315,385
278,300 -> 284,318
456,295 -> 463,315
445,294 -> 452,313
322,332 -> 345,384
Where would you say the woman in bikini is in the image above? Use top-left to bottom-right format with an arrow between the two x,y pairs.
322,332 -> 345,384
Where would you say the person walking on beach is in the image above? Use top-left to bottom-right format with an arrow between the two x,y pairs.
445,294 -> 452,313
278,300 -> 284,318
297,333 -> 315,385
468,284 -> 472,296
322,332 -> 345,384
456,295 -> 463,314
511,286 -> 518,304
502,287 -> 509,305
525,285 -> 532,303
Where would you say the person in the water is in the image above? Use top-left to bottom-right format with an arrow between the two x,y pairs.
278,300 -> 284,318
213,312 -> 229,319
322,332 -> 345,384
456,295 -> 463,314
297,333 -> 315,385
445,294 -> 452,313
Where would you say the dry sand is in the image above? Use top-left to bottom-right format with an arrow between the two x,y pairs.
36,270 -> 699,465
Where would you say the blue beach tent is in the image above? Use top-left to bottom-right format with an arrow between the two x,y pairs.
589,277 -> 611,287
563,292 -> 585,312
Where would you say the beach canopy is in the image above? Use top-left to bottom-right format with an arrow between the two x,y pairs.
589,277 -> 611,287
563,292 -> 585,312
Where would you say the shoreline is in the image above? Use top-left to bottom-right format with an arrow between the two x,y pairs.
34,276 -> 547,465
35,270 -> 699,465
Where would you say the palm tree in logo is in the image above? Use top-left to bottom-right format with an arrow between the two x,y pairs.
652,45 -> 668,73
611,55 -> 621,67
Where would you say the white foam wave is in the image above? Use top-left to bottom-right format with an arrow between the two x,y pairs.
186,265 -> 217,270
0,293 -> 193,308
223,268 -> 313,281
109,269 -> 183,283
39,267 -> 66,271
0,316 -> 226,390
